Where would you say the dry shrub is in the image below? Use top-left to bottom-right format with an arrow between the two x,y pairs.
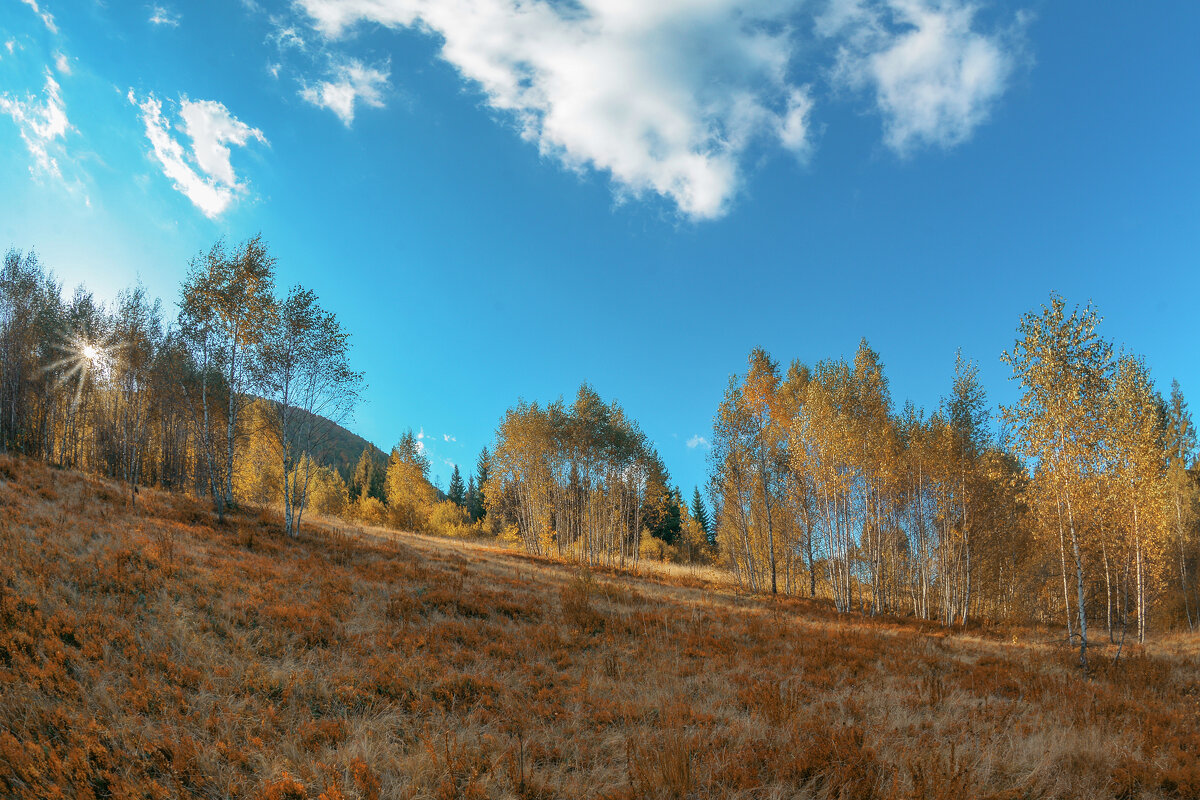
322,527 -> 361,565
299,718 -> 347,751
904,743 -> 976,800
79,544 -> 162,608
262,603 -> 341,647
153,523 -> 178,569
386,588 -> 420,624
795,723 -> 885,799
260,772 -> 309,799
501,726 -> 555,800
431,673 -> 503,714
561,568 -> 605,634
735,673 -> 806,727
348,758 -> 381,800
920,662 -> 948,708
422,730 -> 490,800
424,585 -> 489,619
626,730 -> 694,800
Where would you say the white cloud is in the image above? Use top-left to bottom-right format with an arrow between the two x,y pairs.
686,434 -> 710,450
130,92 -> 267,218
149,5 -> 181,27
4,41 -> 15,55
442,433 -> 456,443
269,23 -> 308,51
295,0 -> 812,220
825,0 -> 1016,154
53,51 -> 70,74
293,0 -> 1019,217
0,69 -> 70,177
300,58 -> 389,126
21,0 -> 57,33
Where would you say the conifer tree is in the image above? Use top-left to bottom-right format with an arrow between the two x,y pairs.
465,475 -> 479,519
641,453 -> 680,544
471,446 -> 491,522
352,446 -> 375,501
448,464 -> 466,507
690,486 -> 711,538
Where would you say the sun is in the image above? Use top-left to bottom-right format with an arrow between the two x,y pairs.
82,343 -> 100,363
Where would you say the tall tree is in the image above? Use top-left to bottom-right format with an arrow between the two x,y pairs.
448,464 -> 466,507
490,386 -> 655,565
743,348 -> 784,594
465,475 -> 479,520
258,284 -> 362,537
352,446 -> 376,502
641,452 -> 681,544
178,243 -> 229,520
690,486 -> 711,540
1108,354 -> 1168,642
469,447 -> 490,523
1002,295 -> 1113,668
181,236 -> 277,508
472,446 -> 491,522
943,350 -> 989,624
386,429 -> 436,532
1165,380 -> 1198,629
109,284 -> 163,506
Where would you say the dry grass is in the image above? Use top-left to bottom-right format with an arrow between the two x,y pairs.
2,453 -> 1199,799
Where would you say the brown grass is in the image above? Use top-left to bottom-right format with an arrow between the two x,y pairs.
2,453 -> 1199,799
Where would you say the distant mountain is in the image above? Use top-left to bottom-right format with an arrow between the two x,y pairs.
248,397 -> 388,483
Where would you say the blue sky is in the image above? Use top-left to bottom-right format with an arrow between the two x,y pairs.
1,0 -> 1197,495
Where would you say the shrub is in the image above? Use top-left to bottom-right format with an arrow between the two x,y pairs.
639,535 -> 677,563
561,569 -> 605,634
428,501 -> 476,538
354,495 -> 388,526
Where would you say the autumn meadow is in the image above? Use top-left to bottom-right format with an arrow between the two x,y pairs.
3,451 -> 1200,800
6,0 -> 1200,794
2,232 -> 1200,799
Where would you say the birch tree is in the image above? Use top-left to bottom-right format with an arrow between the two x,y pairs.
1165,381 -> 1198,629
258,285 -> 362,537
1002,295 -> 1112,668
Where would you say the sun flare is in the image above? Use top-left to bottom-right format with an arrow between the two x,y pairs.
81,343 -> 100,363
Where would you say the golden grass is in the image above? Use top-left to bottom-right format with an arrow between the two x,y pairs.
2,453 -> 1199,799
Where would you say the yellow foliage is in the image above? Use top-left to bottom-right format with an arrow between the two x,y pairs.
354,495 -> 388,526
234,402 -> 282,507
427,501 -> 478,538
385,447 -> 436,533
497,524 -> 521,547
639,535 -> 677,563
305,464 -> 349,517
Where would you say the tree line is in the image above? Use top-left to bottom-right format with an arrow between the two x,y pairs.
0,237 -> 496,540
483,385 -> 710,567
0,238 -> 362,537
3,242 -> 1197,656
706,297 -> 1198,666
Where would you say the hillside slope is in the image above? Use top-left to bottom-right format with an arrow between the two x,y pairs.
246,396 -> 388,482
1,454 -> 1198,799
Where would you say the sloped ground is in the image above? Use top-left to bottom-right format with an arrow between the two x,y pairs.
1,454 -> 1198,800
